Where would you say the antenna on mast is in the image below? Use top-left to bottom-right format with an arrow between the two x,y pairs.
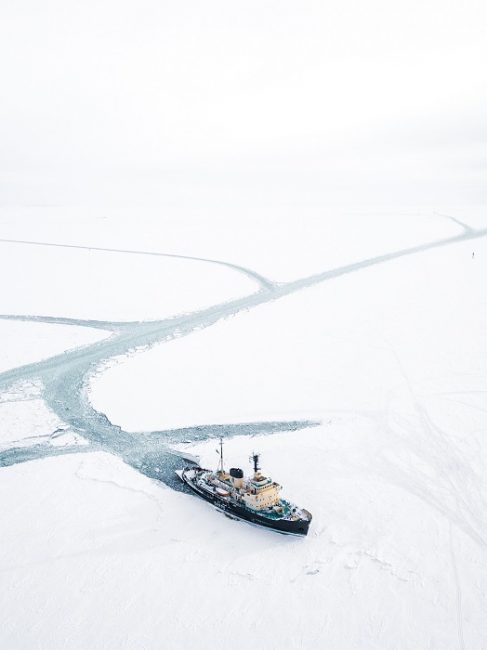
249,452 -> 260,476
217,437 -> 224,474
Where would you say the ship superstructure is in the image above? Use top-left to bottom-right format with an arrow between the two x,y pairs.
177,440 -> 312,536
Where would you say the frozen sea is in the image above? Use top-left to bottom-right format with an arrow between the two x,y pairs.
1,208 -> 487,649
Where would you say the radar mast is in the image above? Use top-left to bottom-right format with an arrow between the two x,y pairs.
249,452 -> 260,477
217,437 -> 224,474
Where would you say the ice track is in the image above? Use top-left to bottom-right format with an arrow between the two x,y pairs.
1,218 -> 486,491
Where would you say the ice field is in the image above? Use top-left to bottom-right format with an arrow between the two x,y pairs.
2,0 -> 487,647
1,210 -> 487,649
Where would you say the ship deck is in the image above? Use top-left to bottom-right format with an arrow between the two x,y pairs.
194,472 -> 305,521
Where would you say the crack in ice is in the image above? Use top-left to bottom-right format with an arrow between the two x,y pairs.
1,216 -> 486,496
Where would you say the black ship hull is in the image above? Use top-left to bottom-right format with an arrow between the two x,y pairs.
181,468 -> 311,536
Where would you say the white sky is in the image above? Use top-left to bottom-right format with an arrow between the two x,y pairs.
1,0 -> 486,206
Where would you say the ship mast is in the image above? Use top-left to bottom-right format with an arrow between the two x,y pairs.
217,437 -> 224,474
250,452 -> 260,477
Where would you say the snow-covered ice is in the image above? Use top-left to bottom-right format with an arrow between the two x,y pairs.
0,205 -> 473,282
2,427 -> 487,649
90,235 -> 487,431
0,319 -> 108,372
1,0 -> 487,647
0,239 -> 260,321
1,210 -> 487,649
